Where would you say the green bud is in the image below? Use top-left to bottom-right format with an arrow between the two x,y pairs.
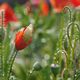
64,38 -> 68,51
33,62 -> 42,71
51,64 -> 60,77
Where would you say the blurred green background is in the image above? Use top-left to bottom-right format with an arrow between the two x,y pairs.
0,0 -> 80,80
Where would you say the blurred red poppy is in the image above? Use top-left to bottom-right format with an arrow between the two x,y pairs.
50,0 -> 69,13
15,24 -> 33,50
71,0 -> 80,7
41,1 -> 49,16
0,3 -> 18,27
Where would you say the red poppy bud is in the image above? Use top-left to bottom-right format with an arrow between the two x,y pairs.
15,24 -> 33,50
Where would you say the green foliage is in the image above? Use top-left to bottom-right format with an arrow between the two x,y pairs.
0,3 -> 80,80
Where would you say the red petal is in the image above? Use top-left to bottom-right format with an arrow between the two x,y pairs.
15,30 -> 32,50
50,0 -> 69,13
71,0 -> 80,7
41,2 -> 49,16
0,3 -> 18,26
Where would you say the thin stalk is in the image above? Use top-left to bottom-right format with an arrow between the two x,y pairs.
2,11 -> 4,28
67,15 -> 80,79
67,22 -> 75,69
0,11 -> 4,77
63,6 -> 72,22
72,40 -> 77,80
2,10 -> 4,78
27,69 -> 34,80
0,43 -> 3,77
52,75 -> 57,80
7,49 -> 18,80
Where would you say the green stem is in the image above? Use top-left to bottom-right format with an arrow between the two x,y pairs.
27,69 -> 34,80
0,43 -> 3,77
67,22 -> 74,48
7,49 -> 18,80
0,10 -> 4,27
72,41 -> 76,80
53,75 -> 57,80
63,6 -> 72,22
67,19 -> 80,79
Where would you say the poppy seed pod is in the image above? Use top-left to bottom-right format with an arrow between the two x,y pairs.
51,64 -> 60,77
33,62 -> 42,71
15,24 -> 33,50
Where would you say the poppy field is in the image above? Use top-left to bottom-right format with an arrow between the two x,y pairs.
0,0 -> 80,80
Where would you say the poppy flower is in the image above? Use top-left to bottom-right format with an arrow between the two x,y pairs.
71,0 -> 80,7
15,24 -> 33,50
50,0 -> 69,13
41,1 -> 49,16
0,3 -> 18,27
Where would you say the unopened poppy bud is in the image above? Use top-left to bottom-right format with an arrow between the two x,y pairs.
15,24 -> 33,50
51,64 -> 60,77
33,62 -> 42,71
0,27 -> 5,42
23,24 -> 33,42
